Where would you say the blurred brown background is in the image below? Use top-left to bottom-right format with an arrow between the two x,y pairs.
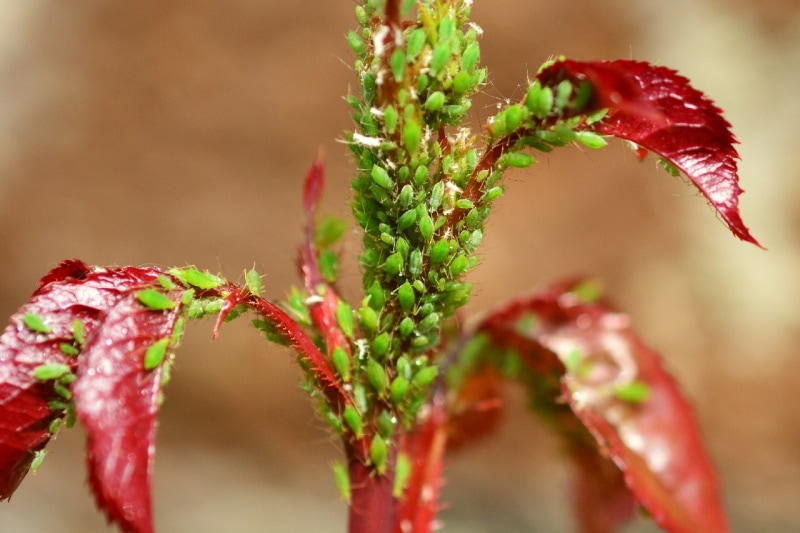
1,1 -> 799,531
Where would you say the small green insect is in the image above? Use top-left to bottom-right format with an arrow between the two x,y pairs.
245,269 -> 263,296
461,41 -> 480,71
143,338 -> 170,371
30,449 -> 47,474
393,453 -> 411,498
371,164 -> 394,191
429,239 -> 451,266
390,375 -> 409,405
331,347 -> 351,382
23,313 -> 51,335
342,404 -> 363,438
366,359 -> 389,396
398,316 -> 414,338
411,366 -> 438,389
402,119 -> 422,157
32,363 -> 72,382
331,461 -> 351,503
157,274 -> 177,291
448,254 -> 469,278
397,282 -> 416,313
168,267 -> 224,290
136,289 -> 176,311
384,251 -> 405,278
72,319 -> 85,346
336,301 -> 356,339
397,209 -> 418,232
613,380 -> 651,403
390,48 -> 406,82
371,332 -> 390,359
358,305 -> 379,335
59,343 -> 80,357
369,434 -> 388,474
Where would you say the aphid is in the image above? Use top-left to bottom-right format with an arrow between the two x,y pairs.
393,453 -> 411,498
613,380 -> 651,403
397,209 -> 418,232
143,338 -> 170,371
405,28 -> 426,62
358,305 -> 379,335
461,42 -> 480,71
390,48 -> 406,82
331,347 -> 351,382
417,312 -> 440,334
411,366 -> 438,389
336,301 -> 356,339
32,363 -> 71,382
342,405 -> 363,438
390,376 -> 409,405
498,151 -> 535,168
168,267 -> 223,290
371,164 -> 394,190
72,319 -> 85,346
157,274 -> 177,291
371,332 -> 390,359
481,186 -> 504,204
455,198 -> 474,210
429,181 -> 444,210
398,184 -> 414,208
408,249 -> 423,278
23,313 -> 51,335
332,461 -> 351,503
384,251 -> 405,277
136,289 -> 176,311
555,80 -> 573,110
369,434 -> 388,474
366,359 -> 389,396
245,269 -> 263,296
397,282 -> 416,313
402,120 -> 422,157
59,343 -> 80,357
424,91 -> 446,112
30,449 -> 47,474
398,317 -> 414,338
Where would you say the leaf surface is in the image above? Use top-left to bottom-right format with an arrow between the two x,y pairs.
478,281 -> 728,533
0,260 -> 183,533
537,59 -> 761,247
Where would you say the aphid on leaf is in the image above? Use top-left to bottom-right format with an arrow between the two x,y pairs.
157,274 -> 177,291
168,267 -> 224,290
23,313 -> 51,335
245,268 -> 263,296
59,343 -> 80,357
72,319 -> 85,346
613,380 -> 651,403
32,363 -> 72,382
143,338 -> 170,371
136,289 -> 176,311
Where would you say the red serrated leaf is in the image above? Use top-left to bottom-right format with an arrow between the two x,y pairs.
73,288 -> 182,533
445,367 -> 503,451
537,59 -> 762,247
0,262 -> 182,533
479,282 -> 728,533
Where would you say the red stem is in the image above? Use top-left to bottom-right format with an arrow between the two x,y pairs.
348,450 -> 397,533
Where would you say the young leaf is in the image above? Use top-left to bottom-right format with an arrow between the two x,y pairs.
72,288 -> 182,533
478,280 -> 728,533
536,59 -> 761,247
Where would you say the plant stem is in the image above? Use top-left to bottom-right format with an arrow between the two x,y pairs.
347,449 -> 396,533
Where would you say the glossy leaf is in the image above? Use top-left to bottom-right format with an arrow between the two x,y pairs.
478,281 -> 728,533
537,59 -> 761,247
0,260 -> 184,533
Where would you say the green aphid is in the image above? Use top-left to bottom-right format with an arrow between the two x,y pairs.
430,239 -> 451,266
398,184 -> 414,208
452,71 -> 471,95
412,366 -> 438,389
383,105 -> 399,135
332,461 -> 351,503
171,317 -> 186,346
252,318 -> 289,346
410,334 -> 431,349
377,410 -> 395,439
659,158 -> 682,177
331,346 -> 351,382
416,73 -> 430,94
424,91 -> 446,112
245,269 -> 263,296
397,282 -> 416,313
408,249 -> 423,279
571,81 -> 594,109
555,124 -> 577,143
438,16 -> 455,42
402,120 -> 422,157
72,319 -> 85,346
358,305 -> 379,335
369,434 -> 389,474
336,301 -> 356,339
315,215 -> 348,248
396,237 -> 410,259
32,363 -> 71,382
417,312 -> 440,334
371,164 -> 394,190
397,209 -> 418,232
23,313 -> 51,335
367,281 -> 386,311
461,41 -> 480,71
448,254 -> 469,278
455,198 -> 474,210
53,381 -> 72,401
371,332 -> 391,359
390,375 -> 409,405
354,5 -> 368,26
367,359 -> 389,396
398,317 -> 414,337
353,382 -> 368,412
143,338 -> 170,371
406,28 -> 427,62
613,381 -> 651,403
169,267 -> 224,290
319,250 -> 339,284
526,82 -> 554,118
429,182 -> 444,210
59,343 -> 80,357
157,274 -> 177,291
498,151 -> 535,168
430,42 -> 451,76
413,280 -> 426,293
390,48 -> 406,82
342,404 -> 363,438
464,230 -> 483,253
347,30 -> 367,57
413,165 -> 429,186
555,80 -> 573,110
384,251 -> 404,277
380,232 -> 395,246
585,108 -> 609,125
30,449 -> 47,474
393,453 -> 411,498
481,186 -> 504,204
181,289 -> 195,306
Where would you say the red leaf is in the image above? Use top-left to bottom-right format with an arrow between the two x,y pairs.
0,262 -> 183,533
73,290 -> 183,533
537,59 -> 762,247
479,282 -> 728,533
